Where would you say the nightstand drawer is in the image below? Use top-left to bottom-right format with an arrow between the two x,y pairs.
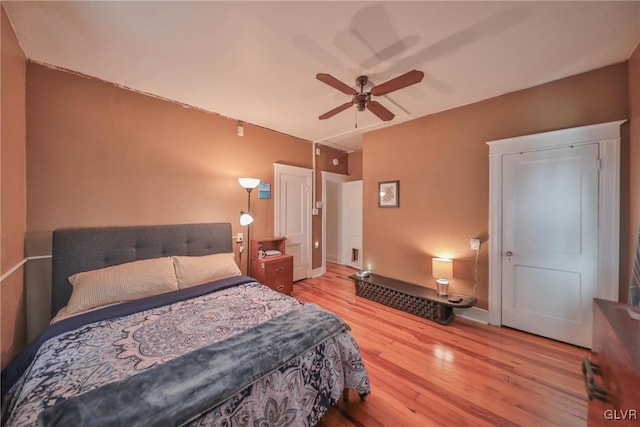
251,255 -> 293,295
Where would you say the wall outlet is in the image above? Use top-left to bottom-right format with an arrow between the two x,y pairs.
236,232 -> 243,243
470,238 -> 481,251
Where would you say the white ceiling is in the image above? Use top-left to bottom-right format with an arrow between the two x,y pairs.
4,1 -> 640,152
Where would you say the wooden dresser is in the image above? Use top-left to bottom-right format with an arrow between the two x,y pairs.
250,237 -> 293,295
584,299 -> 640,425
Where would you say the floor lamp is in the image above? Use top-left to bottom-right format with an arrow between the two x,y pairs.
239,177 -> 259,276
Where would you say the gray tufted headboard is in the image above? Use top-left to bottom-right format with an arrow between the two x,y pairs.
51,223 -> 233,317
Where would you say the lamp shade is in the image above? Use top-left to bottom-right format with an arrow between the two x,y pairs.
239,212 -> 254,226
432,258 -> 453,280
238,177 -> 260,189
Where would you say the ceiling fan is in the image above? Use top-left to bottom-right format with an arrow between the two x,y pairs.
316,69 -> 424,122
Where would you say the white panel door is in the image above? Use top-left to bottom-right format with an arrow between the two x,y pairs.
341,180 -> 363,269
502,144 -> 599,348
275,164 -> 311,281
325,180 -> 341,264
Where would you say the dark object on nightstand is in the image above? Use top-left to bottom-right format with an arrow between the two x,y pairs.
349,273 -> 477,325
250,237 -> 293,295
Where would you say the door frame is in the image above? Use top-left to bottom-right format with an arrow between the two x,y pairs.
321,171 -> 349,275
486,120 -> 624,326
274,163 -> 312,280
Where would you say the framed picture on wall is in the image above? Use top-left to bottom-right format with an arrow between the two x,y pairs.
258,182 -> 271,199
378,180 -> 399,208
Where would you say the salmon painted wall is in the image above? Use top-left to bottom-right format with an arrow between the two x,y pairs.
348,151 -> 363,180
1,5 -> 27,368
363,64 -> 629,309
25,63 -> 312,338
628,43 -> 640,302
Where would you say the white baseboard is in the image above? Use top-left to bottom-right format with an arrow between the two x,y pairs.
310,267 -> 325,278
454,306 -> 489,324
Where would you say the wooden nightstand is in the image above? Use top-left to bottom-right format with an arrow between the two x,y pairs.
250,237 -> 293,295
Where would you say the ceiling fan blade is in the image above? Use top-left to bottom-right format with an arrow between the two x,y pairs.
316,73 -> 356,95
319,102 -> 353,120
367,101 -> 395,121
370,70 -> 424,96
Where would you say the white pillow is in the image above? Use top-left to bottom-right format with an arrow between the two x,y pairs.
172,253 -> 241,289
64,257 -> 179,316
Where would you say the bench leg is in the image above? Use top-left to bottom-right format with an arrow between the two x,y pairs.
436,305 -> 455,325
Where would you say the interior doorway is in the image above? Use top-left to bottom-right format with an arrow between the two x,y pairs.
322,172 -> 362,274
325,179 -> 342,264
341,180 -> 363,270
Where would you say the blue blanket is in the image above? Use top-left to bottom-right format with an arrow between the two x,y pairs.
38,303 -> 347,427
1,275 -> 254,398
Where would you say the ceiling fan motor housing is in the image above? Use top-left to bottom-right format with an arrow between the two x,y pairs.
354,92 -> 371,111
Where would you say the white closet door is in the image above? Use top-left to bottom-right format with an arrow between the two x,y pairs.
501,144 -> 599,347
274,164 -> 311,281
341,180 -> 362,270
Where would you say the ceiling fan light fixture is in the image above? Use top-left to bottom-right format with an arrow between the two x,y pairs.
316,70 -> 423,122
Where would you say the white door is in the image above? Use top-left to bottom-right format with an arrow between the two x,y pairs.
341,180 -> 363,269
501,144 -> 599,348
274,164 -> 311,281
325,180 -> 341,264
321,171 -> 349,274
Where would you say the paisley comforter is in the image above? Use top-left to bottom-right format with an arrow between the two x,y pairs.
2,276 -> 370,426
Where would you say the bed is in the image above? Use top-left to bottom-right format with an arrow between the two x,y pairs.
1,223 -> 370,426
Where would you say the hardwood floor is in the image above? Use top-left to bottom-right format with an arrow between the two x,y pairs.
292,263 -> 589,427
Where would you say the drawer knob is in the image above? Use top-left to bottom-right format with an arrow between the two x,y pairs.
276,285 -> 284,291
275,267 -> 285,273
581,357 -> 608,402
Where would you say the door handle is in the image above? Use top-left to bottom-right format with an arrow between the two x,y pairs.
505,251 -> 513,257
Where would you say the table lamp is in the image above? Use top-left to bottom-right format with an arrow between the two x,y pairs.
432,258 -> 453,296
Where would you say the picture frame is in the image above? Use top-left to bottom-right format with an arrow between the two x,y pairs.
378,180 -> 399,208
258,182 -> 271,199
